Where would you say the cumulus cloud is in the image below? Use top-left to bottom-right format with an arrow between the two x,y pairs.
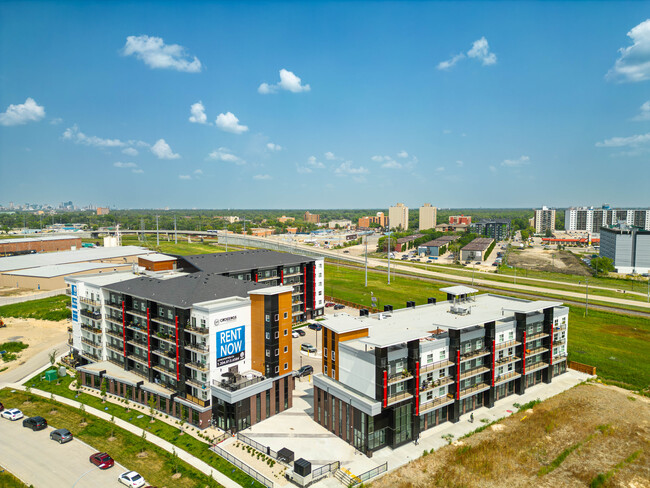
63,125 -> 126,147
296,165 -> 312,174
207,147 -> 245,165
595,132 -> 650,147
307,156 -> 325,168
179,174 -> 192,180
253,174 -> 272,180
113,161 -> 137,168
50,117 -> 63,125
151,138 -> 180,159
633,101 -> 650,121
397,150 -> 409,158
215,112 -> 248,134
437,36 -> 497,70
382,159 -> 402,169
258,69 -> 311,94
371,152 -> 418,170
489,165 -> 497,173
189,101 -> 207,124
607,20 -> 650,83
325,151 -> 338,160
334,161 -> 369,175
501,155 -> 530,167
267,142 -> 282,151
122,147 -> 139,156
0,98 -> 45,126
122,35 -> 201,73
194,169 -> 203,175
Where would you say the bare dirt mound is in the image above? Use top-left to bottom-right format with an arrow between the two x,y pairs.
508,249 -> 592,276
373,383 -> 650,488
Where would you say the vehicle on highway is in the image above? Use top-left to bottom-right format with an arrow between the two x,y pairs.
301,343 -> 317,353
292,331 -> 299,338
2,408 -> 24,421
23,416 -> 48,431
90,452 -> 115,469
296,329 -> 306,337
118,471 -> 146,487
294,365 -> 314,377
50,428 -> 73,444
307,323 -> 322,331
343,250 -> 350,253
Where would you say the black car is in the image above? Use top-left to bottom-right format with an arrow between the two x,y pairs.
0,401 -> 4,412
295,365 -> 314,377
307,323 -> 322,331
50,428 -> 73,444
334,304 -> 345,310
296,329 -> 306,337
23,416 -> 47,431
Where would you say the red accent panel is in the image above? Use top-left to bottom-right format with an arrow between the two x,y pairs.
383,370 -> 387,408
122,301 -> 126,357
415,361 -> 420,415
175,316 -> 180,381
280,269 -> 284,285
522,331 -> 527,375
147,308 -> 151,368
254,272 -> 258,283
456,349 -> 461,400
491,340 -> 495,387
549,327 -> 553,367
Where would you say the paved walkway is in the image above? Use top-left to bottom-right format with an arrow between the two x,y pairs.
0,288 -> 65,306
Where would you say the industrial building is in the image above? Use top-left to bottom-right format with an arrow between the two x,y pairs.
599,224 -> 650,274
533,207 -> 556,234
471,219 -> 511,241
389,203 -> 409,231
564,207 -> 650,233
419,204 -> 437,231
460,238 -> 494,262
0,235 -> 82,256
67,250 -> 325,432
313,287 -> 568,454
417,236 -> 459,257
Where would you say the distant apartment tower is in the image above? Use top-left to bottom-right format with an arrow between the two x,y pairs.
449,215 -> 471,225
358,212 -> 388,229
534,207 -> 556,234
277,216 -> 295,224
304,211 -> 320,224
472,219 -> 511,241
565,207 -> 650,233
96,207 -> 110,215
419,203 -> 437,231
600,224 -> 650,274
389,203 -> 409,231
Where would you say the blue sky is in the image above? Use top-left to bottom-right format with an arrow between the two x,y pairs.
1,1 -> 649,209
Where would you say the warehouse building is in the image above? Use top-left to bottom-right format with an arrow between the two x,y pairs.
313,287 -> 568,454
460,238 -> 495,262
599,224 -> 650,274
0,235 -> 82,256
417,236 -> 459,257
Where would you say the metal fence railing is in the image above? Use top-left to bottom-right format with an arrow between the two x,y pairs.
210,444 -> 274,488
312,461 -> 340,480
355,462 -> 388,484
237,433 -> 280,460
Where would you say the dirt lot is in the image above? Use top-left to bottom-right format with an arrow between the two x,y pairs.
0,317 -> 68,374
508,248 -> 592,276
374,382 -> 649,488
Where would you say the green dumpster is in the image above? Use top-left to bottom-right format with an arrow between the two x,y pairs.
45,369 -> 58,382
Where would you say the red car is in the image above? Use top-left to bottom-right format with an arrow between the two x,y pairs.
90,452 -> 114,469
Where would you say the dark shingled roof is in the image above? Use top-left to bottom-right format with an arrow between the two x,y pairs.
461,238 -> 495,251
104,272 -> 269,308
177,249 -> 314,275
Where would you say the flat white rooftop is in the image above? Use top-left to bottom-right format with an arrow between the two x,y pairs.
139,253 -> 177,262
5,262 -> 130,278
0,235 -> 80,244
65,270 -> 139,287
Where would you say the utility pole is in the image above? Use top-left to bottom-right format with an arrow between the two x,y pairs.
387,219 -> 391,285
365,235 -> 368,287
585,278 -> 589,317
156,215 -> 159,246
174,216 -> 177,244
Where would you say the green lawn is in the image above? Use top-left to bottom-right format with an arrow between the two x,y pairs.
0,470 -> 28,488
325,264 -> 650,391
120,236 -> 251,256
0,341 -> 29,363
0,388 -> 229,488
0,295 -> 70,321
23,371 -> 264,487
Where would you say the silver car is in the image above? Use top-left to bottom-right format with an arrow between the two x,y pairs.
50,428 -> 73,444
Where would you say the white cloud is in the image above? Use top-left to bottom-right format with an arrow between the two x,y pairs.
443,129 -> 452,134
0,98 -> 45,126
193,169 -> 203,175
335,161 -> 369,175
501,155 -> 530,167
633,101 -> 650,121
189,101 -> 207,124
435,166 -> 446,172
258,69 -> 310,94
151,138 -> 180,159
397,150 -> 409,158
296,165 -> 312,174
122,35 -> 201,73
371,155 -> 387,162
215,112 -> 248,134
381,159 -> 402,169
456,160 -> 464,167
207,147 -> 245,165
607,20 -> 650,83
132,169 -> 144,174
179,174 -> 192,180
489,165 -> 497,173
325,151 -> 337,160
113,161 -> 137,168
50,117 -> 63,125
596,132 -> 650,147
267,142 -> 282,151
437,36 -> 497,70
253,174 -> 272,180
63,125 -> 126,147
307,156 -> 325,168
122,147 -> 139,156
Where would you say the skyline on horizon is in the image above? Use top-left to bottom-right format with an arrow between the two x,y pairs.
1,2 -> 650,209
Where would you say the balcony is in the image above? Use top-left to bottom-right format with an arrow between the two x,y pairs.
125,322 -> 147,333
526,361 -> 549,373
126,308 -> 148,320
80,309 -> 101,320
460,349 -> 490,362
81,337 -> 102,348
184,342 -> 208,354
494,339 -> 520,351
106,342 -> 123,354
186,377 -> 208,390
152,364 -> 176,378
554,337 -> 566,346
104,302 -> 123,312
79,296 -> 101,307
186,361 -> 209,372
152,314 -> 187,328
419,394 -> 455,414
105,329 -> 123,340
420,376 -> 454,393
151,349 -> 177,361
495,355 -> 520,366
387,370 -> 413,385
183,393 -> 210,408
127,336 -> 148,348
420,359 -> 453,374
553,323 -> 567,331
553,353 -> 568,362
185,325 -> 209,336
80,350 -> 101,362
459,365 -> 490,380
129,354 -> 149,367
105,314 -> 124,326
526,332 -> 549,343
494,371 -> 521,385
154,333 -> 176,346
386,391 -> 413,406
458,382 -> 490,399
80,323 -> 102,334
526,346 -> 548,358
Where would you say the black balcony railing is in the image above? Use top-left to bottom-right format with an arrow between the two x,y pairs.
212,375 -> 265,392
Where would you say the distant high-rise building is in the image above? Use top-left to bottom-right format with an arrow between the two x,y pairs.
600,224 -> 650,274
565,207 -> 650,232
304,211 -> 320,224
419,203 -> 437,230
534,207 -> 556,234
389,203 -> 409,230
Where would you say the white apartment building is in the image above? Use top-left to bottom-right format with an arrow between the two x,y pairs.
419,203 -> 437,231
565,207 -> 650,233
389,203 -> 409,231
534,207 -> 556,234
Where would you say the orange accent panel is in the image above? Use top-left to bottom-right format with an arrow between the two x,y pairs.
250,294 -> 266,374
278,291 -> 293,374
329,327 -> 368,381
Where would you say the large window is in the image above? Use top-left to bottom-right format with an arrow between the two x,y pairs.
393,403 -> 412,445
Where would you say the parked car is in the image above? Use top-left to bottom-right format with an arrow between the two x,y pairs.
292,331 -> 299,338
50,428 -> 73,444
334,304 -> 345,310
23,416 -> 47,431
295,365 -> 314,377
0,401 -> 4,412
307,323 -> 322,331
118,471 -> 146,488
2,408 -> 24,421
90,452 -> 115,469
343,250 -> 350,253
296,329 -> 306,337
325,302 -> 335,307
301,343 -> 317,353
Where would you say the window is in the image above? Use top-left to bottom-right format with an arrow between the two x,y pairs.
426,391 -> 433,400
464,343 -> 471,353
331,369 -> 335,378
265,314 -> 270,322
275,349 -> 279,356
426,353 -> 433,363
439,387 -> 445,396
324,347 -> 328,357
284,312 -> 288,319
476,340 -> 482,350
200,318 -> 206,327
265,332 -> 270,340
331,351 -> 335,360
275,331 -> 279,339
284,346 -> 288,353
439,369 -> 445,378
498,334 -> 504,343
324,365 -> 328,375
318,291 -> 322,296
284,329 -> 288,336
508,363 -> 513,371
191,317 -> 196,327
508,331 -> 514,340
284,362 -> 288,370
275,366 -> 279,373
440,350 -> 446,359
274,314 -> 279,321
266,349 -> 270,357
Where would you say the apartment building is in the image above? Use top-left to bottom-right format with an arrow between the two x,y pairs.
449,215 -> 471,225
358,212 -> 388,229
600,224 -> 650,274
96,207 -> 110,215
389,203 -> 409,231
313,287 -> 568,454
304,212 -> 321,224
471,219 -> 511,241
419,204 -> 437,231
534,207 -> 556,234
565,207 -> 650,233
66,250 -> 325,432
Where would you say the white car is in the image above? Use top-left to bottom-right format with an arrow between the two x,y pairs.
292,331 -> 299,338
1,408 -> 24,421
118,471 -> 146,488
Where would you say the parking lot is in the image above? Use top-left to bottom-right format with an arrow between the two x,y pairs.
0,416 -> 126,487
292,324 -> 322,375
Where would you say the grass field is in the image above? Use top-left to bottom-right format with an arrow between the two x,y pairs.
0,294 -> 70,321
120,236 -> 252,256
23,370 -> 263,487
325,264 -> 650,392
0,470 -> 28,488
0,341 -> 29,363
0,388 -> 232,488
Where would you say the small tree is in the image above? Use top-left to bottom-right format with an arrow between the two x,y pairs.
74,370 -> 82,395
100,378 -> 107,403
148,393 -> 156,422
48,348 -> 57,368
179,405 -> 187,435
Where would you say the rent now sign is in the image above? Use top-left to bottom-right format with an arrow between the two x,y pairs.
215,325 -> 245,367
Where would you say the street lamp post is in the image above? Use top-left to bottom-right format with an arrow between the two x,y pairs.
365,235 -> 368,287
585,278 -> 589,317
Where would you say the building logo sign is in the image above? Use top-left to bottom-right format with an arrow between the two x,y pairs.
214,315 -> 237,326
215,325 -> 245,367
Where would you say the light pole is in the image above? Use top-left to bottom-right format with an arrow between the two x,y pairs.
585,278 -> 589,317
472,263 -> 475,286
387,218 -> 391,285
364,235 -> 368,287
174,216 -> 177,244
156,215 -> 159,246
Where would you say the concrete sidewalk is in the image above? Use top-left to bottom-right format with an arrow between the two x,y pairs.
6,383 -> 243,488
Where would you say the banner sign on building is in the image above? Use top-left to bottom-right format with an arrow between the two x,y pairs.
216,325 -> 245,367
